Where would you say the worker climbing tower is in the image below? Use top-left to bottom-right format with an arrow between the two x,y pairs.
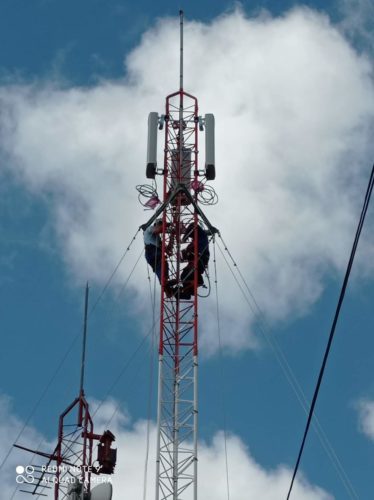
141,11 -> 217,500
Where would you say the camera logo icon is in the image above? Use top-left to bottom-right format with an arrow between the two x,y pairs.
16,465 -> 35,484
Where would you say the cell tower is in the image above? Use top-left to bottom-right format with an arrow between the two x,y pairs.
141,11 -> 217,500
15,285 -> 117,500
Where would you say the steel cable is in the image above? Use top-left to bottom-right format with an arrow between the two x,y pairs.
213,239 -> 231,500
215,238 -> 359,499
0,229 -> 141,473
143,260 -> 158,500
286,163 -> 374,499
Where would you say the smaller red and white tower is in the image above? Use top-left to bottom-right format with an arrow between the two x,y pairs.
15,285 -> 117,500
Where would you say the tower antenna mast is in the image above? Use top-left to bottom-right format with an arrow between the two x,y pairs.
179,9 -> 183,92
143,9 -> 217,500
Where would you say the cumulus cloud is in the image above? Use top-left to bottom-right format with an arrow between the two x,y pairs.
0,7 -> 374,352
0,395 -> 332,499
357,399 -> 374,441
108,421 -> 333,500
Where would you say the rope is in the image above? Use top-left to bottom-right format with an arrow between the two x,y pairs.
90,329 -> 155,422
286,163 -> 374,499
90,228 -> 141,313
215,238 -> 359,499
114,247 -> 145,301
0,340 -> 78,472
0,229 -> 141,473
143,261 -> 158,500
213,239 -> 231,500
88,243 -> 150,422
77,318 -> 157,494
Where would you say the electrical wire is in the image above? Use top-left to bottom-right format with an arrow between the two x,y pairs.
77,223 -> 213,493
196,184 -> 218,205
90,324 -> 156,427
85,242 -> 148,427
215,237 -> 359,499
114,247 -> 145,301
61,245 -> 150,496
136,182 -> 161,209
90,228 -> 141,313
89,252 -> 158,425
213,239 -> 231,500
0,339 -> 78,473
286,163 -> 374,500
0,228 -> 141,474
94,330 -> 156,433
76,314 -> 158,495
143,262 -> 158,500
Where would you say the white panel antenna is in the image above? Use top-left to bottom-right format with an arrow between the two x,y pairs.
146,112 -> 159,178
205,113 -> 215,180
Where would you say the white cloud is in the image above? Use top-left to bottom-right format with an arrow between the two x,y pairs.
108,422 -> 333,500
0,7 -> 374,352
0,395 -> 49,499
0,395 -> 333,499
357,399 -> 374,441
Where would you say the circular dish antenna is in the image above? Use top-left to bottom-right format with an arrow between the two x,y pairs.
90,483 -> 113,500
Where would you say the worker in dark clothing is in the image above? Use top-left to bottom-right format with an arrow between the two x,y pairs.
143,219 -> 174,298
178,223 -> 210,299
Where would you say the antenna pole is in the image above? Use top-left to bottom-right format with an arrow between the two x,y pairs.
179,10 -> 183,91
155,10 -> 201,500
78,283 -> 89,426
80,283 -> 89,396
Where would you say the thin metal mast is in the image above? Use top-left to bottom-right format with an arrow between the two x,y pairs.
179,10 -> 183,92
79,282 -> 89,500
79,283 -> 89,401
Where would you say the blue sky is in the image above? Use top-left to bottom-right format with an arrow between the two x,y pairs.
0,1 -> 374,499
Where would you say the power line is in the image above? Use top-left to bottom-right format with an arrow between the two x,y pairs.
213,239 -> 231,500
143,262 -> 157,500
0,229 -> 141,473
0,337 -> 78,472
90,229 -> 141,313
114,247 -> 144,301
91,327 -> 155,426
89,249 -> 159,426
215,238 -> 358,499
88,249 -> 154,428
286,163 -> 374,499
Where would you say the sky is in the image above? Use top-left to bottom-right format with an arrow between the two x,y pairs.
0,0 -> 374,499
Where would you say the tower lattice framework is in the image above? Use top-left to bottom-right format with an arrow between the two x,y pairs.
155,86 -> 200,500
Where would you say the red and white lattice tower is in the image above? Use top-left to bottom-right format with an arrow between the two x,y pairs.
144,11 -> 216,500
14,285 -> 117,500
